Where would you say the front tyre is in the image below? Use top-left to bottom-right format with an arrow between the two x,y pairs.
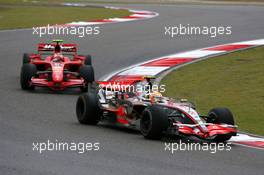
23,53 -> 31,64
84,55 -> 92,65
140,105 -> 169,139
208,108 -> 235,142
76,93 -> 102,125
20,63 -> 37,90
208,108 -> 234,125
79,65 -> 94,83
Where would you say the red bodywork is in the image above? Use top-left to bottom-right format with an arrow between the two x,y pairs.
95,79 -> 237,140
27,43 -> 87,90
169,105 -> 237,139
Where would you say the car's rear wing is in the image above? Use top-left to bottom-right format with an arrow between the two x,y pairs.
38,43 -> 77,53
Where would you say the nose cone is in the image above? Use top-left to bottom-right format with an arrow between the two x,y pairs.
52,72 -> 63,82
51,61 -> 64,83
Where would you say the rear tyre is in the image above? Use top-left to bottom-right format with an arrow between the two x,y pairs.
76,93 -> 102,125
23,53 -> 31,64
20,63 -> 37,90
208,108 -> 235,142
140,105 -> 169,139
80,86 -> 88,93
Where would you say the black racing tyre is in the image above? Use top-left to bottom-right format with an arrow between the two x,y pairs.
23,53 -> 31,64
81,81 -> 98,93
20,63 -> 37,90
76,93 -> 102,125
84,55 -> 92,65
79,65 -> 94,83
80,86 -> 88,93
208,108 -> 235,142
208,108 -> 234,125
140,105 -> 169,139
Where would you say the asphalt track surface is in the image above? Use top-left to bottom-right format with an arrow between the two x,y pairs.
1,4 -> 264,175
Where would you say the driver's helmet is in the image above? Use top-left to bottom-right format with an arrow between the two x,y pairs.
53,53 -> 63,62
149,91 -> 163,102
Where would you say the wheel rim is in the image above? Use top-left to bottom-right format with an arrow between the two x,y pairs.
208,112 -> 218,123
141,110 -> 152,135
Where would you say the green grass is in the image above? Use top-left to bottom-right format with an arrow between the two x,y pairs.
0,1 -> 131,30
161,46 -> 264,135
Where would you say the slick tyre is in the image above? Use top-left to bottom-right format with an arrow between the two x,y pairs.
140,105 -> 169,139
23,53 -> 31,64
84,55 -> 92,65
20,63 -> 37,90
79,65 -> 94,83
208,108 -> 235,142
80,86 -> 88,93
76,93 -> 102,125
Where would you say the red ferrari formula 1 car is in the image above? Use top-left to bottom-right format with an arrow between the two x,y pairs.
76,77 -> 237,142
20,40 -> 94,92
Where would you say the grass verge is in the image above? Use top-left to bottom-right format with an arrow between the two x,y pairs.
161,46 -> 264,135
0,1 -> 131,30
